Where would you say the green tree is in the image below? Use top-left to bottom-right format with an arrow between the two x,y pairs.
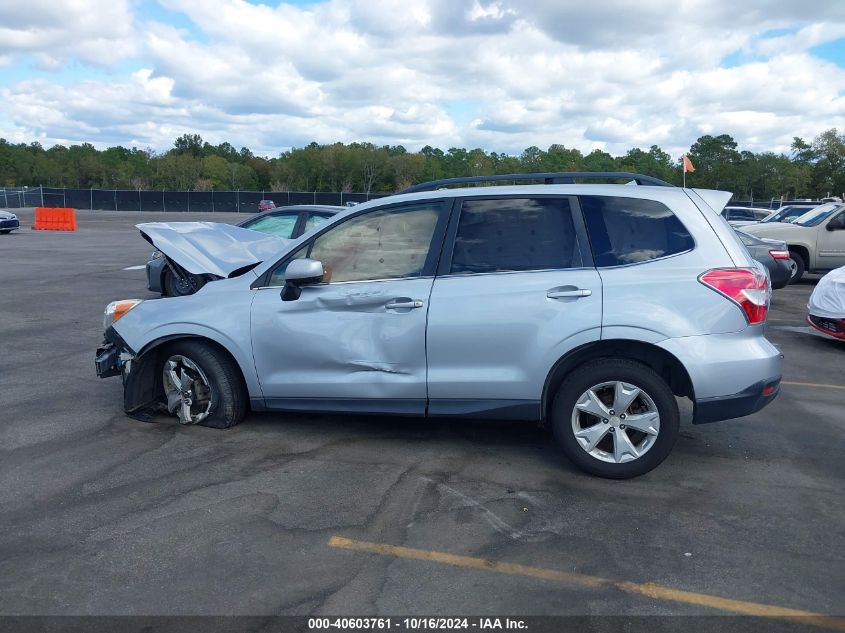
173,134 -> 204,157
687,134 -> 741,190
809,129 -> 845,198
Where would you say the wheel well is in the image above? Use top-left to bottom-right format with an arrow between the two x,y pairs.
125,335 -> 249,412
541,340 -> 694,420
788,244 -> 809,266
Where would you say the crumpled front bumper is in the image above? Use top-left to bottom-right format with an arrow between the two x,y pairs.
95,327 -> 162,414
95,327 -> 135,379
95,342 -> 121,378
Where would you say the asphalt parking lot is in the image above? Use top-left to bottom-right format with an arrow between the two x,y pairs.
1,208 -> 843,624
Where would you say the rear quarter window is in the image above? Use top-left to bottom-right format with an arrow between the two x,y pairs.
580,195 -> 694,267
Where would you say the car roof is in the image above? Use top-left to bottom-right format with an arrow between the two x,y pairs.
236,205 -> 343,227
257,204 -> 342,214
348,183 -> 723,212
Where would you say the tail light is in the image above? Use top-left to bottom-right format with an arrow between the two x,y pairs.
698,268 -> 770,324
768,249 -> 790,260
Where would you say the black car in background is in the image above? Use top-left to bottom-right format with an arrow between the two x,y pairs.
735,229 -> 792,289
146,205 -> 342,296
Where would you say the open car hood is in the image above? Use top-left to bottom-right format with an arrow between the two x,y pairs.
137,222 -> 290,278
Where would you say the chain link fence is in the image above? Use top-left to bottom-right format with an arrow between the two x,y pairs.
2,187 -> 831,213
0,186 -> 387,212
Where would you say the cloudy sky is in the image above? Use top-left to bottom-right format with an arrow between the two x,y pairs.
1,0 -> 844,159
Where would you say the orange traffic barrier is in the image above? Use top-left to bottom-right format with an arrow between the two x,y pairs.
33,207 -> 77,231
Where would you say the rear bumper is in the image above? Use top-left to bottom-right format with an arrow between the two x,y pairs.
768,259 -> 792,289
656,328 -> 783,423
694,378 -> 781,424
807,314 -> 845,340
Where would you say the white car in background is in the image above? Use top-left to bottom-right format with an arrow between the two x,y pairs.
807,266 -> 845,341
721,206 -> 772,226
730,204 -> 818,228
742,203 -> 845,283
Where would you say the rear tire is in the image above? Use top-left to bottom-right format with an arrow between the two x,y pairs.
787,250 -> 805,284
551,359 -> 680,479
159,341 -> 247,429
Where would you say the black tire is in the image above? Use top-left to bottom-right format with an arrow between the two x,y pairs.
0,230 -> 11,234
163,267 -> 206,297
551,359 -> 680,479
787,250 -> 805,284
160,340 -> 247,429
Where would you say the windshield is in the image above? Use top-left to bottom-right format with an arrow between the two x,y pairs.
794,204 -> 842,227
761,205 -> 815,223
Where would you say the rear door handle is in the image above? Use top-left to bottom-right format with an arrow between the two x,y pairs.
547,288 -> 592,299
385,299 -> 424,310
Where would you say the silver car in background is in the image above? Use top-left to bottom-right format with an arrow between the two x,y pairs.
96,172 -> 782,479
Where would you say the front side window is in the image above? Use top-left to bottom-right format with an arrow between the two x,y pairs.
243,212 -> 299,238
580,195 -> 694,267
825,211 -> 845,230
450,198 -> 581,274
269,203 -> 440,285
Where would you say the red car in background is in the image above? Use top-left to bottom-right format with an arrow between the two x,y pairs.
257,199 -> 276,212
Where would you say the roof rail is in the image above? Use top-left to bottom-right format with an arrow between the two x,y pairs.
399,172 -> 675,194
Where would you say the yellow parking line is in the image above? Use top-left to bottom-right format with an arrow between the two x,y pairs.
782,381 -> 845,390
329,536 -> 845,631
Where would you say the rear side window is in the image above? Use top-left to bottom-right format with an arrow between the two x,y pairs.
450,197 -> 582,274
580,196 -> 694,267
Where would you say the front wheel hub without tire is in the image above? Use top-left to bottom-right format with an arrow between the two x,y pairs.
162,355 -> 214,424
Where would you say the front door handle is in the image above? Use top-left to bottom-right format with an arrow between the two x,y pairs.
547,288 -> 592,299
385,299 -> 424,310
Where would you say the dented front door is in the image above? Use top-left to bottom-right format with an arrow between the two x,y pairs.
250,278 -> 432,413
249,200 -> 445,414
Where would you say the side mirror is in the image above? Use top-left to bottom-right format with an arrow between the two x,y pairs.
281,258 -> 324,301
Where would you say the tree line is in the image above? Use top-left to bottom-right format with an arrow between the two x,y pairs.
1,129 -> 844,201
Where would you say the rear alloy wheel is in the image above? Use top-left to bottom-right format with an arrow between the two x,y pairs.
787,250 -> 805,284
163,266 -> 206,297
160,341 -> 246,429
552,359 -> 679,478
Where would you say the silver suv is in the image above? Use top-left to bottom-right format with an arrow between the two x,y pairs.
96,172 -> 783,478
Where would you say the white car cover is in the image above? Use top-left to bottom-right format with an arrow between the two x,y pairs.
807,265 -> 845,319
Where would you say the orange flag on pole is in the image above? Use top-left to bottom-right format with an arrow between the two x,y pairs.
683,154 -> 695,173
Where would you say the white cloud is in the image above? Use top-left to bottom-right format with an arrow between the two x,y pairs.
1,0 -> 844,159
0,0 -> 138,67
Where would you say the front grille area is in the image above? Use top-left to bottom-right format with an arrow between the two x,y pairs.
0,218 -> 20,229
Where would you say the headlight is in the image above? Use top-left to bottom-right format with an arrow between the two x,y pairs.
151,250 -> 164,260
104,299 -> 143,329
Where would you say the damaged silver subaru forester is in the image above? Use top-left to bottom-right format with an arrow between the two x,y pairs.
96,172 -> 782,478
